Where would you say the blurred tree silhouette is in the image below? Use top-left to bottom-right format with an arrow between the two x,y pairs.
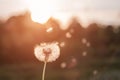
0,12 -> 120,80
0,12 -> 120,64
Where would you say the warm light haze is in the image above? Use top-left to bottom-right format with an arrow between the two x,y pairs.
0,0 -> 120,29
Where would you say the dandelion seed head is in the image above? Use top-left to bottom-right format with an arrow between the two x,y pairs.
34,42 -> 60,62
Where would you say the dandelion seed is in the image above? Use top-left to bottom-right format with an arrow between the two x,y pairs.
60,62 -> 67,68
60,42 -> 65,47
70,29 -> 74,33
68,57 -> 77,68
82,38 -> 87,44
93,70 -> 98,75
82,51 -> 87,56
46,27 -> 53,33
71,58 -> 77,63
66,32 -> 72,38
86,42 -> 90,47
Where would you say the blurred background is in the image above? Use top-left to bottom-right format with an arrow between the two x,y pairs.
0,0 -> 120,80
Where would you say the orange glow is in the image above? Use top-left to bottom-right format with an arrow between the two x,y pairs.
25,0 -> 72,29
26,0 -> 57,24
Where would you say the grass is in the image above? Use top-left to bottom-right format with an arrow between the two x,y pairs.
0,63 -> 81,80
0,57 -> 120,80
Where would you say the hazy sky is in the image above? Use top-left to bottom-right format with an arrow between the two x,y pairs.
0,0 -> 120,27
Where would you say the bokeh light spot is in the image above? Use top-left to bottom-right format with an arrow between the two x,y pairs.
60,42 -> 65,47
86,42 -> 91,47
60,62 -> 67,69
82,38 -> 87,44
66,32 -> 72,38
82,51 -> 87,56
93,70 -> 98,75
46,27 -> 53,33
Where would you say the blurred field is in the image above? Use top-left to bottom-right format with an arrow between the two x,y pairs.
0,57 -> 120,80
0,63 -> 79,80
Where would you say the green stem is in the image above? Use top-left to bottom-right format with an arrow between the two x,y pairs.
42,61 -> 47,80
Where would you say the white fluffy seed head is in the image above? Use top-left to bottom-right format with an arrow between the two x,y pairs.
34,42 -> 60,62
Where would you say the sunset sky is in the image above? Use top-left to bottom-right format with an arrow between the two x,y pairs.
0,0 -> 120,28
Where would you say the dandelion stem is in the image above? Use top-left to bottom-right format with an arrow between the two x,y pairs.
42,61 -> 47,80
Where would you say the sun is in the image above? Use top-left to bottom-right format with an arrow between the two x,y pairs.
26,0 -> 56,24
25,0 -> 75,29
